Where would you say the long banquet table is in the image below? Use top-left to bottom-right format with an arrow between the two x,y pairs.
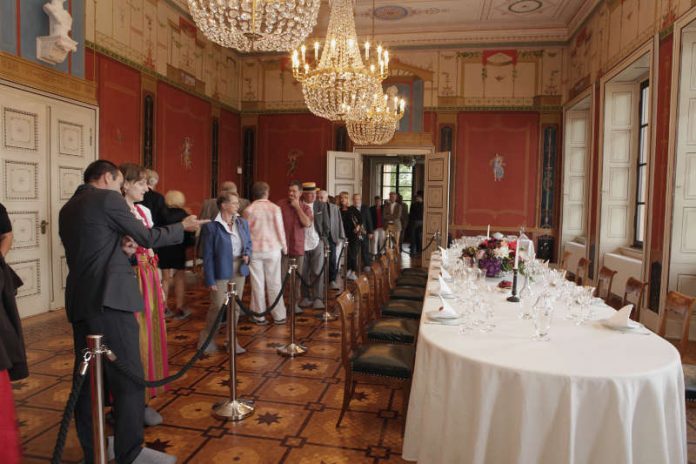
402,251 -> 687,464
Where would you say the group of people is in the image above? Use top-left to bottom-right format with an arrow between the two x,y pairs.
0,157 -> 426,464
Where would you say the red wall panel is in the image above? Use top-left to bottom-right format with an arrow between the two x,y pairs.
256,113 -> 333,201
455,112 -> 540,228
97,54 -> 141,166
155,82 -> 212,213
218,109 -> 242,188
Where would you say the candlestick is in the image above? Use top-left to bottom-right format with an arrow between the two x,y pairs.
314,41 -> 319,61
364,41 -> 370,60
486,225 -> 490,239
514,246 -> 519,269
507,268 -> 520,302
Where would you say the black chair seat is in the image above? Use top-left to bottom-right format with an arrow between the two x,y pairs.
396,275 -> 428,288
390,286 -> 425,301
381,300 -> 422,319
351,343 -> 415,378
401,268 -> 428,277
367,318 -> 419,344
684,364 -> 696,401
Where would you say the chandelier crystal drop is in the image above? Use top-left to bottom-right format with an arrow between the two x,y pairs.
291,0 -> 389,121
346,87 -> 406,145
187,0 -> 321,52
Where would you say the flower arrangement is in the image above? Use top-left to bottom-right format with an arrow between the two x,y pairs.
462,238 -> 518,278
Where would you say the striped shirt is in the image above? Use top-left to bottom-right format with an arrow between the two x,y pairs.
243,199 -> 287,253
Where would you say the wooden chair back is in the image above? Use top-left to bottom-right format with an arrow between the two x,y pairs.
336,291 -> 357,369
576,257 -> 589,286
560,250 -> 572,270
596,266 -> 617,303
622,277 -> 647,320
371,261 -> 387,306
658,291 -> 696,357
355,275 -> 371,342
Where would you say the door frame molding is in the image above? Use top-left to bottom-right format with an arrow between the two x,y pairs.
662,6 -> 696,314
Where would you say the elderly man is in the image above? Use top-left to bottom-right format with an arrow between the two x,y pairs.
382,191 -> 403,251
278,180 -> 313,314
369,195 -> 385,257
299,183 -> 330,309
318,190 -> 344,290
200,181 -> 250,220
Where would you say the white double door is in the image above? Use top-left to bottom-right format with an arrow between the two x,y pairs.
0,82 -> 97,318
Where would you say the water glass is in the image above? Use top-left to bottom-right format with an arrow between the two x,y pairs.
532,301 -> 554,341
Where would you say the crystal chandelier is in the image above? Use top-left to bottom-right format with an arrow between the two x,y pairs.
290,0 -> 389,121
346,86 -> 406,145
187,0 -> 321,52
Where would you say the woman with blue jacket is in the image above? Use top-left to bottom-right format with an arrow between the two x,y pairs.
198,191 -> 252,354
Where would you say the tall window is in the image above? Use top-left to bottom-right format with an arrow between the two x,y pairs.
380,163 -> 414,207
634,80 -> 649,248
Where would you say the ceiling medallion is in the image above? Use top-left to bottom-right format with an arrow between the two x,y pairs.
508,0 -> 543,14
291,0 -> 389,121
187,0 -> 321,52
373,5 -> 409,21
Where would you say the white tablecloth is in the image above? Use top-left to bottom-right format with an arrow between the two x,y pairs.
402,253 -> 687,464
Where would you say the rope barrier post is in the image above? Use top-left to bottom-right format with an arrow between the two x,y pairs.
213,282 -> 255,420
341,239 -> 348,288
278,258 -> 307,357
86,335 -> 107,464
435,229 -> 442,249
317,242 -> 337,322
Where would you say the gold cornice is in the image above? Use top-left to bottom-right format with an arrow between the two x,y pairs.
0,52 -> 97,104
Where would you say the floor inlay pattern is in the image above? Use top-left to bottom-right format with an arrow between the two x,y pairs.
15,283 -> 410,463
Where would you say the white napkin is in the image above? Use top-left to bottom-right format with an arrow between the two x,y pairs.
441,267 -> 452,281
605,305 -> 633,329
439,246 -> 448,257
438,275 -> 453,296
439,295 -> 458,317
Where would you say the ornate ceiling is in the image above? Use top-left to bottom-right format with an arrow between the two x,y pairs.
315,0 -> 598,47
172,0 -> 598,49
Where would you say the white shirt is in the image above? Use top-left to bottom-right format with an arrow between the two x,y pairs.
304,201 -> 320,251
215,213 -> 242,258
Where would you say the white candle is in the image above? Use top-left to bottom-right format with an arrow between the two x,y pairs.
514,243 -> 519,269
314,41 -> 320,61
486,224 -> 490,238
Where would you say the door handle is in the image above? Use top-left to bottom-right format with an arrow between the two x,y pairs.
40,220 -> 49,234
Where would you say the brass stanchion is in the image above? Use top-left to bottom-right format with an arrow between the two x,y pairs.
317,243 -> 337,322
278,258 -> 307,357
213,282 -> 255,420
435,229 -> 442,249
86,335 -> 107,464
341,238 -> 349,287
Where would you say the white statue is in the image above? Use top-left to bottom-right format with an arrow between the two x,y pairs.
37,0 -> 78,65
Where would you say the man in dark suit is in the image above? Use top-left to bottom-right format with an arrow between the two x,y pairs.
318,190 -> 345,290
351,193 -> 374,270
59,160 -> 204,464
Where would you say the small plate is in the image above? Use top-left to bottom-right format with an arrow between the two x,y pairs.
426,309 -> 460,320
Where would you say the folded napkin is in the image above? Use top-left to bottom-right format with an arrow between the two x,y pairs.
439,295 -> 458,317
438,275 -> 453,295
441,267 -> 452,281
605,305 -> 634,329
439,246 -> 448,258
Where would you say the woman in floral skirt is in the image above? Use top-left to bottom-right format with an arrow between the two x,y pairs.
119,163 -> 168,426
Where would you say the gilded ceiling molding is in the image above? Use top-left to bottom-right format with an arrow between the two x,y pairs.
389,59 -> 434,82
0,52 -> 96,104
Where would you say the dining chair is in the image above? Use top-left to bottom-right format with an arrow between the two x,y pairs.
560,250 -> 571,270
382,254 -> 425,302
658,291 -> 696,401
373,260 -> 422,320
576,257 -> 589,286
622,277 -> 647,321
335,291 -> 415,427
596,266 -> 618,304
356,273 -> 418,344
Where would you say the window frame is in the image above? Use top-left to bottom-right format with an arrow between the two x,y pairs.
380,162 -> 415,208
633,79 -> 649,249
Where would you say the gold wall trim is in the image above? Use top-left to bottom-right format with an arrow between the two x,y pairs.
0,52 -> 97,105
